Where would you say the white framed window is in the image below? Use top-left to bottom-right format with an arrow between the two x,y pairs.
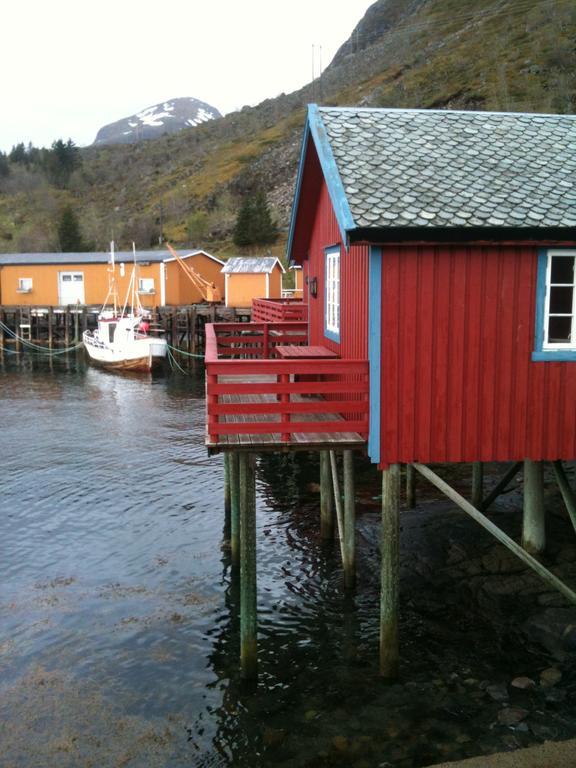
138,277 -> 155,294
534,249 -> 576,361
324,246 -> 340,342
17,277 -> 33,293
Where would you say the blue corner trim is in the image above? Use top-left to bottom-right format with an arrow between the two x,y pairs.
323,245 -> 340,343
307,105 -> 356,247
368,247 -> 382,464
532,248 -> 576,362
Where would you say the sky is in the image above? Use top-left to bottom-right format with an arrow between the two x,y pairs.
1,0 -> 373,153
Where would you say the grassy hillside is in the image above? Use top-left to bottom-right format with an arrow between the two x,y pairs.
0,0 -> 574,255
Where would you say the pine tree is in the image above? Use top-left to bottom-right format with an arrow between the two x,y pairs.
46,139 -> 79,188
233,197 -> 254,247
57,206 -> 87,252
0,152 -> 9,178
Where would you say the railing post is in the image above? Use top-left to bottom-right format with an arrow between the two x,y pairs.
262,323 -> 269,359
207,372 -> 219,444
279,369 -> 290,443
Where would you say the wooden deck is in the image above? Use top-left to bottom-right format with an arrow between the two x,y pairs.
208,375 -> 366,452
205,322 -> 369,453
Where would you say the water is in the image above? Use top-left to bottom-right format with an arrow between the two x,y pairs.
1,356 -> 575,768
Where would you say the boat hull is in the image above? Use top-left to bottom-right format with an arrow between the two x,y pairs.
83,332 -> 167,373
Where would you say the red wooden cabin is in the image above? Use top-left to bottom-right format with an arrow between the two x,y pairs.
286,105 -> 576,468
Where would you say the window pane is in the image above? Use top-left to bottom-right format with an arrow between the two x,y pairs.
548,315 -> 572,343
551,256 -> 575,285
549,286 -> 574,314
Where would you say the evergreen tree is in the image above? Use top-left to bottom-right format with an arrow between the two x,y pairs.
233,197 -> 254,247
57,206 -> 87,252
0,152 -> 9,178
46,139 -> 79,188
9,143 -> 28,165
233,191 -> 278,248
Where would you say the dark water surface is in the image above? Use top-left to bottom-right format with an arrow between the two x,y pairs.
1,357 -> 575,768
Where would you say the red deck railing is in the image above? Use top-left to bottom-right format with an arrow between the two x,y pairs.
251,298 -> 308,323
205,323 -> 369,447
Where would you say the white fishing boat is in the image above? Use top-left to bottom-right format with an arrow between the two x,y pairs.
83,243 -> 167,372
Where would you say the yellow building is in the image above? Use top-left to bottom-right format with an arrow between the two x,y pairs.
0,249 -> 225,307
222,257 -> 285,308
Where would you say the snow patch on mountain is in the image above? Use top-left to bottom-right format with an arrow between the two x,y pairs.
93,97 -> 221,146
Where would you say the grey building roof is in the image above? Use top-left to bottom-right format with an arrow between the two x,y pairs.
313,106 -> 576,231
0,249 -> 197,266
222,257 -> 284,274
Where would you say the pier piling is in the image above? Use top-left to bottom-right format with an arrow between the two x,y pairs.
230,452 -> 240,567
239,452 -> 257,680
380,463 -> 400,679
343,450 -> 356,590
522,459 -> 546,555
319,451 -> 334,540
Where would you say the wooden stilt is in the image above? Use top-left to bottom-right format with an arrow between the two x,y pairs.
48,307 -> 53,350
552,461 -> 576,535
480,461 -> 522,511
406,464 -> 416,508
239,452 -> 257,680
343,450 -> 355,590
522,460 -> 545,555
329,450 -> 348,572
472,462 -> 483,508
15,308 -> 21,353
320,451 -> 334,541
224,454 -> 231,516
229,452 -> 240,567
73,309 -> 79,343
413,462 -> 576,604
380,463 -> 401,679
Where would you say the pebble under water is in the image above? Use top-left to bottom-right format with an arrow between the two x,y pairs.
1,356 -> 575,768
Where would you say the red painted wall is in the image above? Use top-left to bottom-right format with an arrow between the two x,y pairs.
305,180 -> 369,361
379,244 -> 576,466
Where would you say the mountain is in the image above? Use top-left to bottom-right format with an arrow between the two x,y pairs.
0,0 -> 574,254
93,97 -> 222,146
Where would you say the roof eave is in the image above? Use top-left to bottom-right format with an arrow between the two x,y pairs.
349,225 -> 576,245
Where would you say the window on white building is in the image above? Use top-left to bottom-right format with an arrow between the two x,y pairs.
138,277 -> 155,294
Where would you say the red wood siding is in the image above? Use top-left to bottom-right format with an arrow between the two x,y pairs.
379,244 -> 576,466
306,180 -> 369,361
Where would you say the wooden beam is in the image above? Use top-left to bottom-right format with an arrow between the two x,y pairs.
343,450 -> 355,590
480,461 -> 522,511
329,450 -> 348,571
320,451 -> 334,540
552,461 -> 576,535
413,462 -> 576,605
522,460 -> 546,555
380,464 -> 400,678
224,454 -> 231,517
239,452 -> 257,680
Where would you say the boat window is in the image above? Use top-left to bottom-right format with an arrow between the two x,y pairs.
108,323 -> 117,342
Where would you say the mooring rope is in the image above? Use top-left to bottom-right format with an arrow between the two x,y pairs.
167,344 -> 204,359
167,347 -> 189,375
0,320 -> 84,356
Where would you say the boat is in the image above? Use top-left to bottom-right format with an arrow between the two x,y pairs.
83,243 -> 168,372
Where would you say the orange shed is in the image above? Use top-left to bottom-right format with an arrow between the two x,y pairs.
0,249 -> 224,307
222,257 -> 285,308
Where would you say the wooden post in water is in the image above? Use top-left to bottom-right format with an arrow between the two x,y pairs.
522,460 -> 545,555
73,308 -> 79,344
472,462 -> 484,508
239,452 -> 257,680
406,464 -> 416,508
15,309 -> 21,353
190,307 -> 197,356
48,308 -> 53,350
224,453 -> 232,521
230,452 -> 240,566
64,308 -> 70,348
343,450 -> 356,590
380,463 -> 400,679
320,451 -> 334,540
0,308 -> 5,359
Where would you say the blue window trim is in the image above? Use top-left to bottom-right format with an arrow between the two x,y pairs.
368,246 -> 382,464
532,248 -> 576,362
324,245 -> 341,343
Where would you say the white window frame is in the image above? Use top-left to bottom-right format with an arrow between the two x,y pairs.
324,245 -> 340,342
138,277 -> 155,294
543,249 -> 576,350
17,277 -> 33,293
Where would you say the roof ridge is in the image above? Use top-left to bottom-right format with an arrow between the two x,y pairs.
316,105 -> 576,120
